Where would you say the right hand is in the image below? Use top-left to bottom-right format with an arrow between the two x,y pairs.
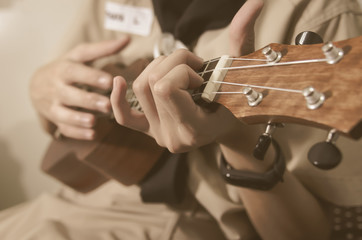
30,37 -> 130,140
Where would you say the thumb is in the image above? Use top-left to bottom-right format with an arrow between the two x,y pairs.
229,0 -> 264,57
66,36 -> 130,62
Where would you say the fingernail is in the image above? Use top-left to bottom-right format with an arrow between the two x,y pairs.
84,130 -> 95,140
96,100 -> 110,112
113,77 -> 119,88
98,76 -> 112,87
80,116 -> 92,125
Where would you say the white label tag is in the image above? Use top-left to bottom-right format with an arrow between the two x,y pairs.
104,2 -> 153,36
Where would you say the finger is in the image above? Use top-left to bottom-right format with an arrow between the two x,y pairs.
57,123 -> 96,140
66,37 -> 130,63
110,76 -> 149,132
137,50 -> 203,144
145,50 -> 203,129
131,56 -> 167,130
148,49 -> 203,87
229,0 -> 264,57
152,66 -> 209,151
59,61 -> 113,90
58,85 -> 111,113
50,104 -> 96,128
153,64 -> 204,124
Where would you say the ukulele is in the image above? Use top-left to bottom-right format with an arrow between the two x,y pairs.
41,59 -> 165,193
42,36 -> 362,193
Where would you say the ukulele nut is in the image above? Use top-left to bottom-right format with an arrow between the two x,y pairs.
201,55 -> 233,103
262,46 -> 282,63
243,87 -> 263,107
322,42 -> 344,64
302,86 -> 325,110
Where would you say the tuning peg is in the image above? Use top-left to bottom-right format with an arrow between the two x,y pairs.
262,46 -> 282,63
253,123 -> 284,160
308,129 -> 342,170
243,87 -> 263,107
295,31 -> 323,45
322,42 -> 344,64
302,86 -> 325,110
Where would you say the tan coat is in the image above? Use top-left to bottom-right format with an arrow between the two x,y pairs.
0,0 -> 361,239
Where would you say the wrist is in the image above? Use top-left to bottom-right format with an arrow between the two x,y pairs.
219,139 -> 286,190
220,142 -> 275,173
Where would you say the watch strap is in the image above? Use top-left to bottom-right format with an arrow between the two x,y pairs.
220,139 -> 285,190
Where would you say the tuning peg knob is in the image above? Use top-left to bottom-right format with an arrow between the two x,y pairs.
295,31 -> 323,45
253,123 -> 284,160
243,87 -> 263,107
308,129 -> 342,170
262,46 -> 282,63
322,42 -> 344,64
302,86 -> 325,110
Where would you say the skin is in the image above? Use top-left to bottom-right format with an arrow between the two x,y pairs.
110,0 -> 330,239
29,37 -> 130,140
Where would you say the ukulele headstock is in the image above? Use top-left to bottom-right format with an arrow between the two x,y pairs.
196,36 -> 362,139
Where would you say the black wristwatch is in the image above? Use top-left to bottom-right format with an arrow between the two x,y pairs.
220,139 -> 285,191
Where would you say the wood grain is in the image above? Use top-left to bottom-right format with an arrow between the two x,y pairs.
216,36 -> 362,139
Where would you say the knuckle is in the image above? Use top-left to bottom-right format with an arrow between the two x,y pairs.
84,92 -> 99,106
154,137 -> 166,149
173,48 -> 189,59
73,112 -> 96,128
166,140 -> 179,153
132,78 -> 147,95
153,82 -> 174,101
167,142 -> 185,154
153,81 -> 172,99
59,61 -> 74,78
167,145 -> 177,153
175,63 -> 190,74
114,114 -> 126,126
55,83 -> 66,99
154,55 -> 167,63
73,43 -> 87,56
162,134 -> 184,154
148,71 -> 162,86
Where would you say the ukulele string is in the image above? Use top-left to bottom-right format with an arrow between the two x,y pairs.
211,81 -> 302,94
200,58 -> 328,74
197,57 -> 328,95
127,57 -> 328,100
199,57 -> 269,75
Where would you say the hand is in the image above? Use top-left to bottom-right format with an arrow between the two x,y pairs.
111,49 -> 241,153
110,0 -> 265,153
229,0 -> 264,56
30,37 -> 130,140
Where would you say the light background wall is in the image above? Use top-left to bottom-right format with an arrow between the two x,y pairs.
1,0 -> 362,211
0,0 -> 86,210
